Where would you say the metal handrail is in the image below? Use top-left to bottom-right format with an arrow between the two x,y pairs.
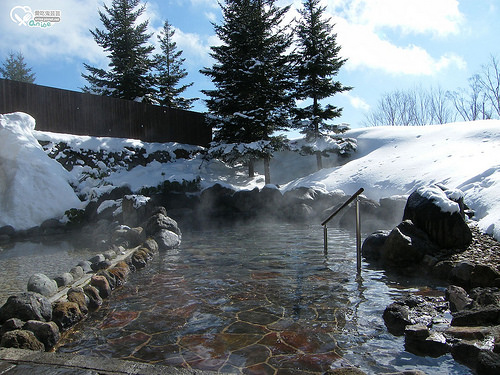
322,187 -> 364,274
321,188 -> 364,226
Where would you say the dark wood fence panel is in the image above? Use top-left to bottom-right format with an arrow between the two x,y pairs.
0,78 -> 211,146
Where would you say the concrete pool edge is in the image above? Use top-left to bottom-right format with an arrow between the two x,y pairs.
0,347 -> 217,374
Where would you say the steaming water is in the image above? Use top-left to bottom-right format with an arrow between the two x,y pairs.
55,222 -> 470,374
0,234 -> 97,305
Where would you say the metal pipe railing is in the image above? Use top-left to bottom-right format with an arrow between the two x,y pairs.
322,188 -> 364,274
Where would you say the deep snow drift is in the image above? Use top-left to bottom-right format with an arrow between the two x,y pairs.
283,121 -> 500,239
1,111 -> 499,241
0,113 -> 82,230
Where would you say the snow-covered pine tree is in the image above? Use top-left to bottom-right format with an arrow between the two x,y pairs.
201,0 -> 294,184
154,20 -> 197,109
0,51 -> 35,83
82,0 -> 156,103
293,0 -> 351,170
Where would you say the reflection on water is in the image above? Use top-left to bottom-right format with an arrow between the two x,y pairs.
56,223 -> 470,374
0,234 -> 97,304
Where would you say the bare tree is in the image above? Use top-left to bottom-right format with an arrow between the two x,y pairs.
477,55 -> 500,118
448,74 -> 491,121
364,85 -> 453,126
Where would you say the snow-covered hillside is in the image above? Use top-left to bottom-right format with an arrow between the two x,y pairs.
1,112 -> 499,240
284,121 -> 500,239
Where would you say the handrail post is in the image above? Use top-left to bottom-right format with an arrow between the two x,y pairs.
323,225 -> 328,255
356,196 -> 361,274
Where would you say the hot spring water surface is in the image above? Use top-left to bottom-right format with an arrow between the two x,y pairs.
56,223 -> 470,374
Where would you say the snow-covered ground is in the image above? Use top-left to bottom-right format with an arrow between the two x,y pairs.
1,112 -> 499,240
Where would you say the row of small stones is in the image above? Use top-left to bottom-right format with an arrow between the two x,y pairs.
0,233 -> 159,352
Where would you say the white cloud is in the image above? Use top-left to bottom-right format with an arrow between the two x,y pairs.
336,0 -> 464,37
1,0 -> 107,66
342,92 -> 370,111
335,17 -> 466,75
308,0 -> 467,76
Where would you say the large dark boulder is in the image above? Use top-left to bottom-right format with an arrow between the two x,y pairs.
403,185 -> 472,249
381,220 -> 438,267
0,292 -> 52,323
361,230 -> 390,261
198,184 -> 236,217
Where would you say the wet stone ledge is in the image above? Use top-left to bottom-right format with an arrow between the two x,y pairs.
0,197 -> 181,355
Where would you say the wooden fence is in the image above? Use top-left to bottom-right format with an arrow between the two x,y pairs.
0,78 -> 211,146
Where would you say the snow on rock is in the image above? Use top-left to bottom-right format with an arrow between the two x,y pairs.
0,112 -> 82,230
417,185 -> 460,214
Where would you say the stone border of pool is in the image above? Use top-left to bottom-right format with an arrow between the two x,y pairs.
0,347 -> 216,374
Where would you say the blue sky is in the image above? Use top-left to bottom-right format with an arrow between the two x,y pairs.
1,0 -> 499,129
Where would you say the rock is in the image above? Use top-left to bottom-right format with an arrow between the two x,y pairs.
96,270 -> 117,290
108,265 -> 129,287
67,287 -> 89,315
23,320 -> 60,350
451,306 -> 500,326
112,226 -> 145,247
0,225 -> 15,237
77,260 -> 92,273
27,273 -> 58,297
145,213 -> 181,237
405,324 -> 448,357
198,184 -> 236,217
452,340 -> 481,369
403,185 -> 472,249
258,185 -> 284,213
477,350 -> 500,374
90,275 -> 111,299
40,218 -> 65,235
69,266 -> 84,281
83,285 -> 102,310
142,238 -> 159,253
122,195 -> 150,227
54,272 -> 74,288
154,229 -> 181,250
232,188 -> 260,213
471,265 -> 500,288
446,285 -> 473,313
91,259 -> 112,272
383,302 -> 412,336
0,292 -> 52,323
0,329 -> 44,351
0,318 -> 24,335
361,230 -> 389,261
449,262 -> 475,288
381,220 -> 437,267
103,249 -> 117,260
131,248 -> 151,269
469,287 -> 500,308
445,326 -> 492,341
51,301 -> 83,331
89,254 -> 105,264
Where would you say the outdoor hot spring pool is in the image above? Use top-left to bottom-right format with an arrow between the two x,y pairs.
16,223 -> 470,373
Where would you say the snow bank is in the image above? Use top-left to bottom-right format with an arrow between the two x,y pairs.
283,120 -> 500,239
0,112 -> 82,230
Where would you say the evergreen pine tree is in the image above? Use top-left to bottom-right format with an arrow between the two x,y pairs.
0,51 -> 36,83
82,0 -> 155,103
154,20 -> 196,109
201,0 -> 294,183
294,0 -> 351,170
